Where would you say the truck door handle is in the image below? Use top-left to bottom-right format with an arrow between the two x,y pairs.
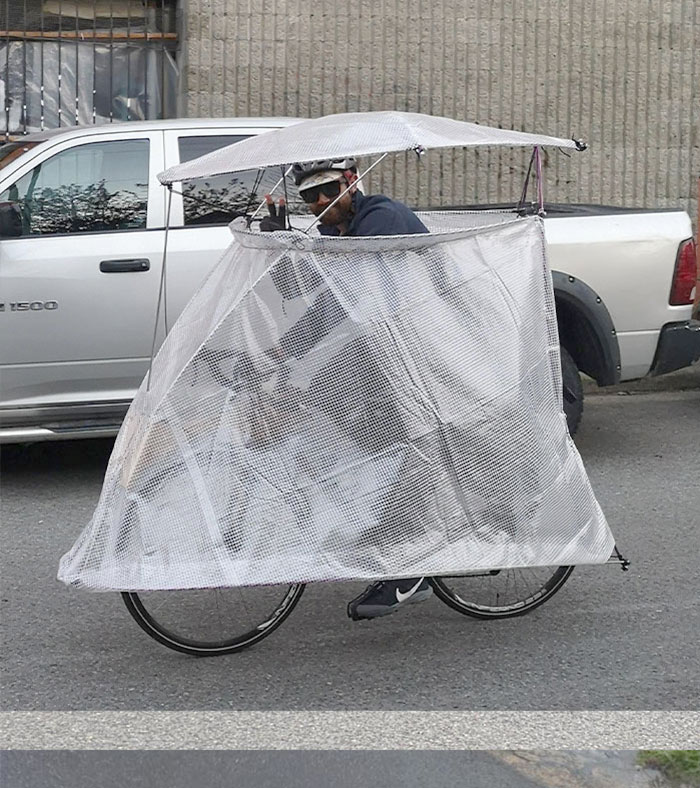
99,258 -> 150,273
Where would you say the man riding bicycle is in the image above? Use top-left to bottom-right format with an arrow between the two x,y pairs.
262,158 -> 433,621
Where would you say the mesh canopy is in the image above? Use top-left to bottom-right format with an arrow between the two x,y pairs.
58,213 -> 613,591
158,111 -> 580,184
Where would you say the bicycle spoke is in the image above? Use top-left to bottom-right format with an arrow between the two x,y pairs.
431,565 -> 573,619
122,583 -> 305,655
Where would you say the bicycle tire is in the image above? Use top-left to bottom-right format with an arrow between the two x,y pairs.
429,565 -> 574,619
122,582 -> 305,657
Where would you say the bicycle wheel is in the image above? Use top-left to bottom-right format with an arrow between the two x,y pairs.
430,565 -> 573,619
122,582 -> 305,656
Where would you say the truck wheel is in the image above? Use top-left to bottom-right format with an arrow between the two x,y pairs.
560,345 -> 583,435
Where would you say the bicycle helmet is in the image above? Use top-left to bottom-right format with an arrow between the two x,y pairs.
292,158 -> 357,187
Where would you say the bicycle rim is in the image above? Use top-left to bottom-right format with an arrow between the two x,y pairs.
122,583 -> 305,656
430,565 -> 573,619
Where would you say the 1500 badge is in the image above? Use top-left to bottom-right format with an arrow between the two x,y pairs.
0,301 -> 58,311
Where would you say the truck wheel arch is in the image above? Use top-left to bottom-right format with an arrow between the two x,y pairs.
552,271 -> 621,387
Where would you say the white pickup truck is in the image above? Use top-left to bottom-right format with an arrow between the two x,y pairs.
1,118 -> 698,442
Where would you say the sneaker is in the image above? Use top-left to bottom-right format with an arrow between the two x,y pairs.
347,577 -> 432,621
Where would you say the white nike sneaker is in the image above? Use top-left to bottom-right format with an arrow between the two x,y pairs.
347,578 -> 432,621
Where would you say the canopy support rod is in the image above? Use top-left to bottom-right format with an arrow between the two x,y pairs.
147,184 -> 174,391
517,146 -> 546,216
310,152 -> 390,230
517,148 -> 536,214
534,145 -> 545,216
248,165 -> 294,224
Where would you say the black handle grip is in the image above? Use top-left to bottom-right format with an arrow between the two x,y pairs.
99,258 -> 150,273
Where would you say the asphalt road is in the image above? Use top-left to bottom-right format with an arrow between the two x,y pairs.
0,750 -> 662,788
0,751 -> 542,788
1,386 -> 698,711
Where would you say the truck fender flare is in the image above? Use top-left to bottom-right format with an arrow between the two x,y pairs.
551,270 -> 621,387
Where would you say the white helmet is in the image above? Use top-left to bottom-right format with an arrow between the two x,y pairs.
291,158 -> 357,187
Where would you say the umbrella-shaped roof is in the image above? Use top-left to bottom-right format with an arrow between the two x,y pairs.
158,111 -> 584,184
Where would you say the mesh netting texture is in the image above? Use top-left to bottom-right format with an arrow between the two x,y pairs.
158,111 -> 578,184
58,213 -> 614,591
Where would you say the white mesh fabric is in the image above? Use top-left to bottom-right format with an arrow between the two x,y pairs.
58,214 -> 614,591
158,111 -> 580,184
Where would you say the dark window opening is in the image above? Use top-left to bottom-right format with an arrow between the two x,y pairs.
178,135 -> 306,226
1,0 -> 179,138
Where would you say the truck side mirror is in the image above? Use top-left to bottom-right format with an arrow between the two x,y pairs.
0,203 -> 22,237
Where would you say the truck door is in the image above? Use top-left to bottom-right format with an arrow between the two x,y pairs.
0,130 -> 167,411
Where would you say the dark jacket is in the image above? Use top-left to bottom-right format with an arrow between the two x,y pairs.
318,191 -> 428,237
280,193 -> 427,357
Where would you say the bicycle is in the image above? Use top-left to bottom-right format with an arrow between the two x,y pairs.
115,344 -> 629,657
121,564 -> 578,657
113,332 -> 629,657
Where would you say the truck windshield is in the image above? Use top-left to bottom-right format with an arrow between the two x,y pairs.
0,141 -> 42,172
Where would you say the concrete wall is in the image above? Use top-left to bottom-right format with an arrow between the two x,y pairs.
183,0 -> 699,226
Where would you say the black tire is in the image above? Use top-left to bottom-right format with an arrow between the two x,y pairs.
429,565 -> 574,619
560,345 -> 583,435
122,583 -> 305,657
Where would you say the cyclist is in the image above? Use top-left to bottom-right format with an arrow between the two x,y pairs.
262,159 -> 433,621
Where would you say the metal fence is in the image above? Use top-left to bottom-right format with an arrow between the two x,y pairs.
1,0 -> 179,138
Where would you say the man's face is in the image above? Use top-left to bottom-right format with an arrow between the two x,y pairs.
303,173 -> 355,227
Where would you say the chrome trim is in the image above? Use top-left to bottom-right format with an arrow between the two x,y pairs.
0,400 -> 129,443
0,425 -> 120,443
0,400 -> 130,424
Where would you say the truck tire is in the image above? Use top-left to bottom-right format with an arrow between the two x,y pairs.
560,345 -> 583,435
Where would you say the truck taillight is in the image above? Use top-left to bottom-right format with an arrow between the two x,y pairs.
669,238 -> 697,305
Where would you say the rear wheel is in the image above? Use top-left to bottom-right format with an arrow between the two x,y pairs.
122,583 -> 305,656
430,565 -> 574,619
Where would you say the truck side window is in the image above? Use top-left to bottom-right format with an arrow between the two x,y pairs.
178,135 -> 305,226
0,139 -> 149,236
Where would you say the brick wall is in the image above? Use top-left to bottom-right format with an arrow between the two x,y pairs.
182,0 -> 699,225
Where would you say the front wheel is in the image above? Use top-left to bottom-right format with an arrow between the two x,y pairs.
122,583 -> 305,656
430,565 -> 574,619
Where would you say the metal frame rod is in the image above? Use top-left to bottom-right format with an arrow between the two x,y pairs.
39,0 -> 45,130
91,0 -> 97,124
126,0 -> 131,120
534,145 -> 545,216
73,0 -> 79,125
249,164 -> 294,220
108,0 -> 114,121
57,0 -> 62,125
3,0 -> 9,138
160,0 -> 166,118
147,184 -> 174,390
517,148 -> 536,212
144,0 -> 150,119
21,0 -> 27,133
